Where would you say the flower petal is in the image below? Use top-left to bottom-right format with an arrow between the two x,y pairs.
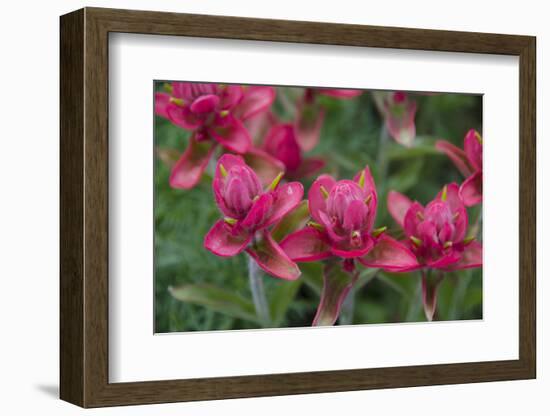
246,231 -> 301,280
331,238 -> 374,259
435,139 -> 474,177
353,166 -> 378,230
209,116 -> 252,154
169,137 -> 216,189
464,129 -> 483,171
235,86 -> 276,121
154,92 -> 172,119
214,153 -> 247,182
280,227 -> 332,262
460,171 -> 483,207
437,183 -> 468,241
386,100 -> 417,147
204,220 -> 251,257
241,193 -> 273,231
243,147 -> 286,187
316,88 -> 362,99
308,174 -> 337,224
359,235 -> 419,272
219,85 -> 243,110
437,183 -> 462,212
387,190 -> 413,228
263,124 -> 303,172
427,252 -> 462,269
166,104 -> 202,130
313,260 -> 357,326
213,154 -> 262,217
264,182 -> 305,228
290,157 -> 325,179
403,201 -> 425,237
190,94 -> 220,114
449,241 -> 482,270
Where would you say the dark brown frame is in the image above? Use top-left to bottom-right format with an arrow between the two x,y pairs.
60,7 -> 536,408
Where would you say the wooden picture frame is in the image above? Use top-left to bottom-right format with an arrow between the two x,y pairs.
60,7 -> 536,408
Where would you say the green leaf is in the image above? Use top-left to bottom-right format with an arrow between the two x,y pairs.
377,271 -> 418,299
269,280 -> 302,326
300,262 -> 324,295
386,137 -> 441,160
169,283 -> 260,324
271,200 -> 310,242
355,267 -> 379,291
387,158 -> 424,193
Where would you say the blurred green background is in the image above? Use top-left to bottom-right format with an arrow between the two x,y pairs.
154,83 -> 482,333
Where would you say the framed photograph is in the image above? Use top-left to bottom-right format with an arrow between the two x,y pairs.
60,7 -> 536,408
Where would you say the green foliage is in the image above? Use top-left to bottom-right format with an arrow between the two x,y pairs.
155,84 -> 482,332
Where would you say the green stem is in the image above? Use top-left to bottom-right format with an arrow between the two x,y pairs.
406,276 -> 423,321
422,269 -> 444,321
339,287 -> 355,325
447,270 -> 472,320
377,125 -> 390,192
247,254 -> 270,327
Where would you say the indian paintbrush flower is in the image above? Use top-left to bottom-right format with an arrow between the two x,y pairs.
373,91 -> 417,147
435,129 -> 483,206
155,83 -> 275,189
280,166 -> 418,325
387,183 -> 482,320
262,123 -> 325,180
203,154 -> 303,280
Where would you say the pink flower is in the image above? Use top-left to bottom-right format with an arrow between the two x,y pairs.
204,154 -> 303,280
436,129 -> 483,206
388,184 -> 482,271
387,185 -> 482,320
262,124 -> 325,180
315,88 -> 363,99
155,83 -> 275,189
294,88 -> 362,152
280,167 -> 417,326
281,167 -> 418,270
373,91 -> 417,147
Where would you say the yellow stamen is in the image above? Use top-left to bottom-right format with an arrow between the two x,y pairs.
219,164 -> 228,178
268,172 -> 284,191
475,131 -> 483,144
224,217 -> 238,225
307,221 -> 324,231
320,185 -> 330,199
372,226 -> 387,238
220,110 -> 229,117
443,241 -> 453,249
441,185 -> 448,202
365,194 -> 373,205
463,236 -> 475,245
163,83 -> 173,94
169,97 -> 185,107
358,170 -> 366,188
410,236 -> 422,247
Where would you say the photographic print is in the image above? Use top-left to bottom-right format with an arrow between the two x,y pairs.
154,82 -> 483,332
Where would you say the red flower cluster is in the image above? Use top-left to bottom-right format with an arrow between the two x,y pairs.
156,83 -> 483,325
